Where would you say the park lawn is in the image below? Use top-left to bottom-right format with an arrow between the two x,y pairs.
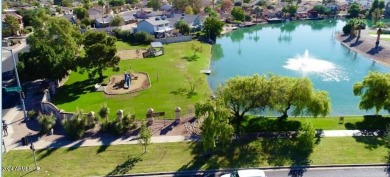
53,41 -> 212,119
115,41 -> 149,50
368,32 -> 390,42
2,137 -> 388,177
243,116 -> 390,131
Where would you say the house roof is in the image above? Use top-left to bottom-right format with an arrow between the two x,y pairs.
88,7 -> 103,19
95,15 -> 114,24
151,42 -> 163,48
168,14 -> 199,27
119,11 -> 136,21
139,17 -> 170,26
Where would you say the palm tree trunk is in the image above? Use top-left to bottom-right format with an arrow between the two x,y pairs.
376,28 -> 382,50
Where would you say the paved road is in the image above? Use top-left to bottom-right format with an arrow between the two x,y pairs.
2,40 -> 29,72
126,166 -> 390,177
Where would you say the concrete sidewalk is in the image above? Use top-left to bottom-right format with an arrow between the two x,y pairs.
1,106 -> 385,152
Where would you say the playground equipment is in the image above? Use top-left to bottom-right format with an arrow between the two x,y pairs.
124,73 -> 131,89
143,42 -> 164,58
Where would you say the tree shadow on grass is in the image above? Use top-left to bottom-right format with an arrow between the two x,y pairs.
106,155 -> 142,176
243,117 -> 301,133
36,136 -> 75,160
225,139 -> 264,168
170,88 -> 188,96
345,115 -> 390,130
186,91 -> 198,98
52,77 -> 106,105
175,142 -> 221,175
182,55 -> 199,62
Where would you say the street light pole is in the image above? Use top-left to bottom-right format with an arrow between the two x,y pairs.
3,48 -> 27,119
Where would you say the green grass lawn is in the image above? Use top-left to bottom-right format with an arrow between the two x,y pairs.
53,41 -> 212,119
368,32 -> 390,42
243,115 -> 390,132
2,137 -> 387,177
115,41 -> 149,50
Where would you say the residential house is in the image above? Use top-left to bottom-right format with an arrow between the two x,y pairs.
168,13 -> 203,32
2,13 -> 24,36
95,15 -> 114,28
88,7 -> 115,28
119,11 -> 137,24
136,16 -> 173,37
64,14 -> 77,24
135,8 -> 168,19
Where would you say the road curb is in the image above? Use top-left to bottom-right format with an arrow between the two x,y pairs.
116,164 -> 390,176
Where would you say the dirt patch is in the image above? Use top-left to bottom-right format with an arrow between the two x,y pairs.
117,49 -> 148,60
104,72 -> 150,95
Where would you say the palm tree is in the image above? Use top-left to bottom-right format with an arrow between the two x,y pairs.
98,103 -> 110,124
374,22 -> 387,50
355,19 -> 366,44
347,18 -> 358,37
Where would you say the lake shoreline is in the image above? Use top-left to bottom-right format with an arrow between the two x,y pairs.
335,30 -> 390,68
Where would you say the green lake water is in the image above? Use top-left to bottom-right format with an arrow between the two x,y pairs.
209,19 -> 390,116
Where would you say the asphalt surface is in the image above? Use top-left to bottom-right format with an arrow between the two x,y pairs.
124,166 -> 390,177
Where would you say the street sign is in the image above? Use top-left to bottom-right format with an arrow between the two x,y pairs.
4,86 -> 22,92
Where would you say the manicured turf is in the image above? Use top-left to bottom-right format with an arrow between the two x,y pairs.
368,32 -> 390,42
2,137 -> 387,177
53,41 -> 212,119
243,115 -> 390,132
115,41 -> 149,50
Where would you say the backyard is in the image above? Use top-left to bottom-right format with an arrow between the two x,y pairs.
53,41 -> 212,119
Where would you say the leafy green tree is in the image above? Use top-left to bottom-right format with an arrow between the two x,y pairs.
175,20 -> 190,35
110,15 -> 123,26
313,4 -> 331,15
189,0 -> 202,13
17,17 -> 82,81
231,7 -> 245,21
217,74 -> 271,134
110,0 -> 125,6
374,22 -> 387,49
126,0 -> 139,4
78,31 -> 120,81
371,8 -> 382,25
138,121 -> 151,153
17,8 -> 50,27
348,2 -> 360,18
353,72 -> 390,114
172,0 -> 188,11
268,75 -> 331,120
134,31 -> 155,44
111,113 -> 136,135
2,15 -> 20,36
293,121 -> 316,164
203,17 -> 224,42
185,5 -> 194,14
82,0 -> 92,9
73,7 -> 89,19
368,0 -> 385,18
195,99 -> 234,154
37,113 -> 56,134
147,0 -> 162,10
347,18 -> 358,36
282,4 -> 298,17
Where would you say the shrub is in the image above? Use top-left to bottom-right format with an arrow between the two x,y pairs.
63,109 -> 88,140
111,113 -> 136,135
28,110 -> 36,119
343,24 -> 352,35
37,113 -> 56,134
134,31 -> 155,44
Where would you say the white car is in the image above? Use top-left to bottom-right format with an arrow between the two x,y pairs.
221,169 -> 266,177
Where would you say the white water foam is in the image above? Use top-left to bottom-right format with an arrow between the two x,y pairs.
283,50 -> 349,82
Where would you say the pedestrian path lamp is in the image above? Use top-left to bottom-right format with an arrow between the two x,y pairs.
2,48 -> 27,119
30,142 -> 40,171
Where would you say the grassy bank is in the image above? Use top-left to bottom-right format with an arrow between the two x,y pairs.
2,137 -> 387,177
115,41 -> 149,50
53,41 -> 212,119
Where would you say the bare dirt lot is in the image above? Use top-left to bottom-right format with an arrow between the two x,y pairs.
117,49 -> 148,60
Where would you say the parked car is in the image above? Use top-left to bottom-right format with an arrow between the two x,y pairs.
221,169 -> 266,177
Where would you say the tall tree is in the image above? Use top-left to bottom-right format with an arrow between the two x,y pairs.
203,17 -> 224,42
110,15 -> 123,26
138,121 -> 151,153
73,7 -> 89,20
185,6 -> 194,14
172,0 -> 188,11
79,31 -> 120,81
147,0 -> 162,10
221,0 -> 233,12
231,7 -> 245,21
353,72 -> 390,114
354,19 -> 366,44
348,2 -> 360,18
2,15 -> 20,36
175,20 -> 190,35
347,18 -> 358,37
98,103 -> 110,124
374,21 -> 387,50
217,74 -> 271,134
195,99 -> 234,155
268,75 -> 331,120
17,16 -> 82,81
